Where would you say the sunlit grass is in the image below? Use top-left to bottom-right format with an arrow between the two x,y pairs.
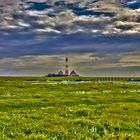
0,77 -> 140,139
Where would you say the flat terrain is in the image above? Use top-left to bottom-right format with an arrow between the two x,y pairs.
0,77 -> 140,140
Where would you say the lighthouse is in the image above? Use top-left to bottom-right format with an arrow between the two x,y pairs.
65,57 -> 69,75
47,57 -> 79,77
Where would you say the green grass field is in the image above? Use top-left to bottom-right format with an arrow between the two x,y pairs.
0,77 -> 140,140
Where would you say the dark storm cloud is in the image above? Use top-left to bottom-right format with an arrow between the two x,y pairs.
0,33 -> 140,57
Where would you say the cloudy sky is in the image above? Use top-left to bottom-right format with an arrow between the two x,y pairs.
0,0 -> 140,76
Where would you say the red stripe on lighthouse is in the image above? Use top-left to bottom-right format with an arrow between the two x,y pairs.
65,57 -> 69,75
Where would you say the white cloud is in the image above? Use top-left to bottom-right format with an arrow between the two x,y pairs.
0,0 -> 140,35
35,28 -> 61,33
18,21 -> 31,27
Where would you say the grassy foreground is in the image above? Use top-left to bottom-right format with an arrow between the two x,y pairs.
0,77 -> 140,140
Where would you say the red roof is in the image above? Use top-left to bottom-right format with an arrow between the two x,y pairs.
70,70 -> 78,75
58,70 -> 64,75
